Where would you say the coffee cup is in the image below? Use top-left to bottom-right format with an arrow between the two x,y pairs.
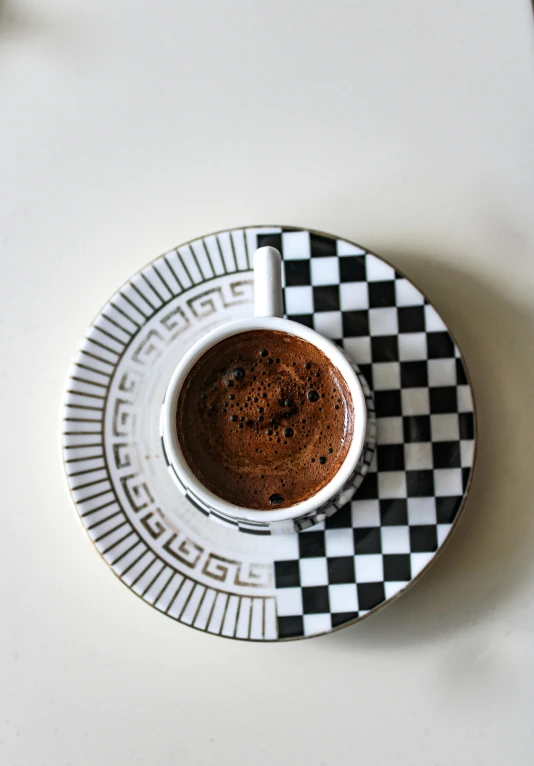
161,247 -> 376,535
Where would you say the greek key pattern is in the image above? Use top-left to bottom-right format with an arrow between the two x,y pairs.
63,228 -> 283,639
63,225 -> 476,641
124,282 -> 251,370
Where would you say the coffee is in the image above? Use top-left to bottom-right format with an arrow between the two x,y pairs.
176,330 -> 354,510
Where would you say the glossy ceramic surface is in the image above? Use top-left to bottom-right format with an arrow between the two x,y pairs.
62,226 -> 476,640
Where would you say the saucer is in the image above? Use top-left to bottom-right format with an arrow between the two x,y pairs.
62,226 -> 476,640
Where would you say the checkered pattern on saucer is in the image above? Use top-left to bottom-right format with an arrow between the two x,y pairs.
256,229 -> 475,638
63,224 -> 475,641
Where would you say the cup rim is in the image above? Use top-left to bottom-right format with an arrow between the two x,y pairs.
161,317 -> 368,523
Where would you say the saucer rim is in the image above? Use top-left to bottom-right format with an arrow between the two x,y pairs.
61,223 -> 478,641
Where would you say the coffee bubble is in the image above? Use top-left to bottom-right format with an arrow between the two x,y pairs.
177,330 -> 353,510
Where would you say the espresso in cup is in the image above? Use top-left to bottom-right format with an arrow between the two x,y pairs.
176,329 -> 354,510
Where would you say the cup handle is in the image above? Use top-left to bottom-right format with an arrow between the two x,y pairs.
253,246 -> 284,318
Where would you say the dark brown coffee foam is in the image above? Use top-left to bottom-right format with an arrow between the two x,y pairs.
176,330 -> 354,510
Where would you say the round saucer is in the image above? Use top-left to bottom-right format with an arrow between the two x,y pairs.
62,226 -> 476,640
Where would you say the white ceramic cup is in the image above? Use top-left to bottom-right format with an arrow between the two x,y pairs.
161,247 -> 376,535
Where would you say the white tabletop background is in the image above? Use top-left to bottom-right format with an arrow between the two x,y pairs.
1,1 -> 533,764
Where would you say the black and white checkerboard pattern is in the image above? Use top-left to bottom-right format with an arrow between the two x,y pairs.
255,229 -> 475,638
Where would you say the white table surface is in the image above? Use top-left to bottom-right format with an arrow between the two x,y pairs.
1,1 -> 533,764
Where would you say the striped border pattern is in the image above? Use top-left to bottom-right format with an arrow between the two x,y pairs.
63,226 -> 475,641
63,228 -> 284,639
